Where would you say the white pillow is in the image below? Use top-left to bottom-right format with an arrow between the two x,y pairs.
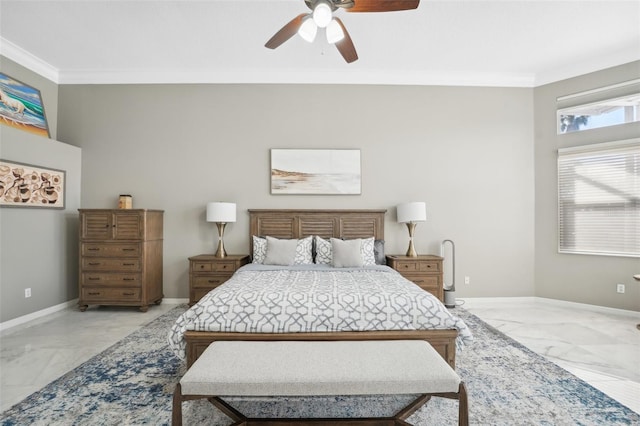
331,238 -> 364,268
314,235 -> 375,266
264,236 -> 298,265
254,235 -> 313,265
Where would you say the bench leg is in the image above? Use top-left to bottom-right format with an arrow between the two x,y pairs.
458,382 -> 469,426
172,383 -> 183,426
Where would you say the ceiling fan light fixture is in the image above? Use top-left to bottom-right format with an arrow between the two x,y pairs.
298,16 -> 318,42
313,1 -> 333,28
326,18 -> 344,44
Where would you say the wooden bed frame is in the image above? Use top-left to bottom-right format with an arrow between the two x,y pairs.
184,209 -> 459,369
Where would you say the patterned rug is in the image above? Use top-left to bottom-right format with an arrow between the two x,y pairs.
1,305 -> 638,425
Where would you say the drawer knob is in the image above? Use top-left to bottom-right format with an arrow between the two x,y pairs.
88,248 -> 100,251
200,265 -> 205,269
123,278 -> 135,281
88,292 -> 100,296
122,248 -> 134,252
88,277 -> 100,281
123,292 -> 135,296
88,262 -> 100,266
123,263 -> 135,266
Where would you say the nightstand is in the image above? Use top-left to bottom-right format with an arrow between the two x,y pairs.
188,254 -> 250,305
386,254 -> 444,302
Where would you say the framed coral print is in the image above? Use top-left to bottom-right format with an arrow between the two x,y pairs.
271,149 -> 361,195
0,160 -> 65,209
0,72 -> 50,138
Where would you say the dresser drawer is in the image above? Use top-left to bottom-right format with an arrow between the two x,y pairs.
82,258 -> 141,271
82,243 -> 141,257
82,287 -> 141,302
394,260 -> 440,273
192,274 -> 232,288
81,273 -> 141,286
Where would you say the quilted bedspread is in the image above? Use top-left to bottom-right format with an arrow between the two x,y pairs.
168,264 -> 473,359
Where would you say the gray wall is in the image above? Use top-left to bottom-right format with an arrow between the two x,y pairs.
57,84 -> 535,301
534,61 -> 640,311
0,57 -> 81,323
0,125 -> 81,322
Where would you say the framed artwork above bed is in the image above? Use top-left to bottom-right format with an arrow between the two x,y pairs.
270,149 -> 361,195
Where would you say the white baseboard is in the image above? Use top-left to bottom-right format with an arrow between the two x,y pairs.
461,296 -> 640,318
0,298 -> 79,332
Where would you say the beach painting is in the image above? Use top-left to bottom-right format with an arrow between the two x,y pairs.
271,149 -> 361,195
0,73 -> 50,138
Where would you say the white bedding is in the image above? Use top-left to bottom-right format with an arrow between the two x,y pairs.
168,264 -> 472,360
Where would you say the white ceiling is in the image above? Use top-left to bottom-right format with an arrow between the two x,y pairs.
1,0 -> 639,87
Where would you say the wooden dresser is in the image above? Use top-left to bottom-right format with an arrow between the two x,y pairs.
188,254 -> 250,305
78,209 -> 164,312
386,254 -> 444,302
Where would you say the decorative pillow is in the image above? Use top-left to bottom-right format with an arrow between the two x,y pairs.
252,235 -> 267,264
374,239 -> 386,265
294,235 -> 314,265
331,238 -> 364,268
315,236 -> 378,266
257,235 -> 314,265
360,237 -> 376,266
264,236 -> 299,265
314,236 -> 332,265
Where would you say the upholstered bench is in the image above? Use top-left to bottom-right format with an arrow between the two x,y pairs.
172,340 -> 468,426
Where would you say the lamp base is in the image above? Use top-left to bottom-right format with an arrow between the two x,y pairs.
214,222 -> 227,258
405,222 -> 418,257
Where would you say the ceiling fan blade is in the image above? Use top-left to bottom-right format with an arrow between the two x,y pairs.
345,0 -> 419,12
333,18 -> 358,63
265,13 -> 307,49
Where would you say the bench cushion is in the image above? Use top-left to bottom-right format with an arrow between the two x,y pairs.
180,340 -> 461,396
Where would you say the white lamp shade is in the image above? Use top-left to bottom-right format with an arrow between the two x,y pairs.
206,202 -> 236,223
397,202 -> 427,223
326,19 -> 344,44
298,17 -> 318,42
313,2 -> 333,28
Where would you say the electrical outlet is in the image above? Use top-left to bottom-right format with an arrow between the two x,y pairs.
25,288 -> 31,298
616,284 -> 625,294
464,276 -> 470,285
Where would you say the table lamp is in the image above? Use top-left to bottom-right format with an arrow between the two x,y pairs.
397,202 -> 427,257
206,202 -> 236,258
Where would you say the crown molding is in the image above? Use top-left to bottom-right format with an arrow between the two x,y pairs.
0,37 -> 59,83
56,68 -> 535,87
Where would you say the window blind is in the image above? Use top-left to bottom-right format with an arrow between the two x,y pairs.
558,140 -> 640,257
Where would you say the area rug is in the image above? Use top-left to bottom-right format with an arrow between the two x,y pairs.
1,305 -> 638,425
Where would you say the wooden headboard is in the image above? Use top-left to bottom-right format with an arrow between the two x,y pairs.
248,209 -> 386,254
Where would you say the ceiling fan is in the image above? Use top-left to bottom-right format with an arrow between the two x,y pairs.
265,0 -> 420,63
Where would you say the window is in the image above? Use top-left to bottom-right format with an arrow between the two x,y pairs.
557,79 -> 640,134
558,140 -> 639,257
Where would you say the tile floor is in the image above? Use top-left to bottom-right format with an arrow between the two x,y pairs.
462,297 -> 640,413
1,298 -> 639,414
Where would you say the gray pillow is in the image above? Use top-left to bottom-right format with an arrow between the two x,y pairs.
331,238 -> 364,268
264,236 -> 298,266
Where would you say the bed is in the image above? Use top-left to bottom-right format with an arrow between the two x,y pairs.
169,209 -> 471,369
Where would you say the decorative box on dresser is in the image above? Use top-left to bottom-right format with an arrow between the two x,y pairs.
78,209 -> 164,312
386,254 -> 444,302
188,254 -> 250,305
